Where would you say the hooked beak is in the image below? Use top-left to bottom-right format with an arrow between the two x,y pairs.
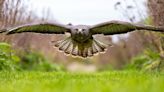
77,29 -> 83,34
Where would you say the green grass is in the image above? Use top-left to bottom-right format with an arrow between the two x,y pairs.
0,71 -> 164,92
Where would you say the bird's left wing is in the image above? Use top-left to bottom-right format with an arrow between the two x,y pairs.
90,20 -> 164,35
6,23 -> 71,34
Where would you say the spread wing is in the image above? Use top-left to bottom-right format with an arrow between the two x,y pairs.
6,23 -> 71,34
0,29 -> 7,33
90,20 -> 164,35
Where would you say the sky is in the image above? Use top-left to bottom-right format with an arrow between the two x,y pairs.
28,0 -> 147,25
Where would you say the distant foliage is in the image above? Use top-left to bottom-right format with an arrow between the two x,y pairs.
0,42 -> 63,71
0,42 -> 20,71
19,51 -> 62,71
125,49 -> 163,71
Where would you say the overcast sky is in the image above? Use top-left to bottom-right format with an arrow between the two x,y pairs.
28,0 -> 147,25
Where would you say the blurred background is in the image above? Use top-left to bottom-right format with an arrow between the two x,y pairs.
0,0 -> 164,72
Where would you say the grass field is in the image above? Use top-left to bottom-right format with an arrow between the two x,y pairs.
0,71 -> 164,92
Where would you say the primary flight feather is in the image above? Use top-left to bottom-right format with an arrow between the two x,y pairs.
2,20 -> 164,58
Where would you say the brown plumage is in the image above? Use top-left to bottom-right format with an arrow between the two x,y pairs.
1,20 -> 164,58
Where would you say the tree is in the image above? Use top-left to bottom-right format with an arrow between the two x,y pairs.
146,0 -> 164,70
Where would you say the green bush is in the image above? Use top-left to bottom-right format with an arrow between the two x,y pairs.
0,43 -> 20,71
19,51 -> 62,71
125,49 -> 162,71
0,42 -> 63,71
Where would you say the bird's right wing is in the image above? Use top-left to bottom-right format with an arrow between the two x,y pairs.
6,23 -> 71,34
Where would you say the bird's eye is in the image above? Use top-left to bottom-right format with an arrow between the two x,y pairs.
82,29 -> 85,31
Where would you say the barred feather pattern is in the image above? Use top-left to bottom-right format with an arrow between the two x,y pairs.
53,37 -> 109,58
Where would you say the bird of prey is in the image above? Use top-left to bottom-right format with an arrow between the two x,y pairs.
1,20 -> 164,58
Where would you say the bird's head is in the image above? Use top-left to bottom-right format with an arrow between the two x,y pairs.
71,25 -> 90,36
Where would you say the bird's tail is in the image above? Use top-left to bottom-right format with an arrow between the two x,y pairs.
53,37 -> 109,58
90,38 -> 108,55
53,37 -> 74,55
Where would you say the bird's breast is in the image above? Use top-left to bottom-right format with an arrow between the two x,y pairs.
71,33 -> 92,43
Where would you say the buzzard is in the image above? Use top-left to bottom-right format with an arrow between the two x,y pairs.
1,20 -> 164,58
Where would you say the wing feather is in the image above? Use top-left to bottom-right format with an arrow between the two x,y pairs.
90,20 -> 164,35
0,29 -> 7,33
7,23 -> 71,34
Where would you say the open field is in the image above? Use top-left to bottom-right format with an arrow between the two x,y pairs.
0,71 -> 164,92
